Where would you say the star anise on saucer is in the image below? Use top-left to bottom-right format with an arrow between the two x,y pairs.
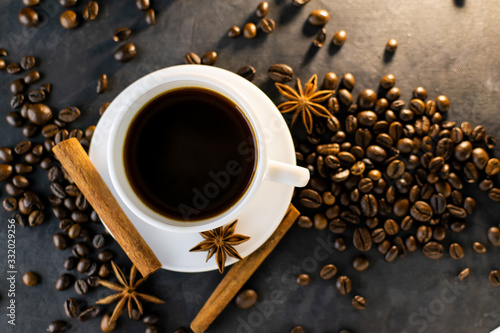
275,74 -> 334,134
96,261 -> 164,323
190,220 -> 250,274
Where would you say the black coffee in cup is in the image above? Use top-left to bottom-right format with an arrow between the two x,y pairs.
123,87 -> 257,222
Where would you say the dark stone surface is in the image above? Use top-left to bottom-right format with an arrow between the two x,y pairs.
1,0 -> 500,332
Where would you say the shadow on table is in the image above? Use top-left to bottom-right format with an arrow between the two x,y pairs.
453,0 -> 466,8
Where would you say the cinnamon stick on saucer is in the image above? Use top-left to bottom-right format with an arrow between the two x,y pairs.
190,204 -> 300,333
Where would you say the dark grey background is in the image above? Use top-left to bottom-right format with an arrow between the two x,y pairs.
1,0 -> 500,332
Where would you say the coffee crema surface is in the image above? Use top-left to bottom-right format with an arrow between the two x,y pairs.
124,87 -> 256,222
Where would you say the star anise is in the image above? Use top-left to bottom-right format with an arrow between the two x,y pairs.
96,261 -> 164,323
189,220 -> 250,274
275,74 -> 334,134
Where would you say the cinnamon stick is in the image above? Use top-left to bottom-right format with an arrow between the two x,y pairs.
190,204 -> 300,333
53,138 -> 162,277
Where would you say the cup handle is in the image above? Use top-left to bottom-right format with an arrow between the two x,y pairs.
264,160 -> 310,187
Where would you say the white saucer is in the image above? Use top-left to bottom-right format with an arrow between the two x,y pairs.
89,66 -> 297,273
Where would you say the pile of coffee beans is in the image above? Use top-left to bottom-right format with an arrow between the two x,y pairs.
287,70 -> 500,309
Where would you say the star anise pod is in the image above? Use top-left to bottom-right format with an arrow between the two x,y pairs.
96,261 -> 164,323
190,220 -> 250,274
275,74 -> 334,134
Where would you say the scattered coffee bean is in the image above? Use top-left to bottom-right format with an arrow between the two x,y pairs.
113,28 -> 132,43
64,298 -> 81,318
332,30 -> 347,46
145,9 -> 155,25
115,43 -> 137,62
185,52 -> 201,64
227,26 -> 241,38
489,270 -> 500,286
83,1 -> 99,21
296,273 -> 311,286
308,9 -> 329,26
268,64 -> 294,83
47,320 -> 68,333
237,65 -> 256,81
56,273 -> 72,291
243,23 -> 257,39
74,279 -> 89,295
19,7 -> 39,27
313,28 -> 327,47
291,327 -> 305,333
60,10 -> 79,29
320,264 -> 337,280
22,271 -> 38,286
336,275 -> 352,295
458,268 -> 470,281
260,18 -> 275,34
201,51 -> 218,66
352,295 -> 366,310
78,305 -> 101,321
53,233 -> 69,250
136,0 -> 150,10
472,242 -> 486,254
422,242 -> 444,260
235,289 -> 258,309
386,38 -> 398,52
101,313 -> 117,332
96,74 -> 108,94
352,255 -> 369,271
449,243 -> 464,259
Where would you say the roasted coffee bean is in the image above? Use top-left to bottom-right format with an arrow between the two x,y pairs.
6,63 -> 21,75
360,194 -> 378,217
298,189 -> 322,209
320,264 -> 337,280
236,66 -> 256,81
76,258 -> 92,274
28,210 -> 44,226
336,275 -> 352,295
95,74 -> 108,94
365,145 -> 387,163
0,164 -> 13,182
11,94 -> 25,109
486,158 -> 500,176
96,250 -> 114,263
47,320 -> 68,333
64,298 -> 80,318
479,179 -> 494,192
297,215 -> 313,228
6,111 -> 24,127
22,271 -> 38,286
353,227 -> 372,252
334,237 -> 346,252
0,148 -> 13,163
404,235 -> 417,252
337,89 -> 353,106
410,201 -> 432,222
449,243 -> 464,259
56,273 -> 72,291
256,1 -> 269,17
353,255 -> 369,272
11,79 -> 26,95
329,219 -> 346,234
3,197 -> 18,212
268,64 -> 294,83
58,106 -> 81,123
313,28 -> 327,47
454,141 -> 472,162
352,295 -> 367,310
67,223 -> 81,239
243,23 -> 257,39
100,313 -> 117,332
260,18 -> 275,34
19,7 -> 39,27
332,30 -> 347,46
78,305 -> 101,321
234,289 -> 257,309
63,256 -> 78,271
115,43 -> 137,62
73,242 -> 90,257
489,271 -> 500,287
6,182 -> 24,196
422,242 -> 444,260
135,0 -> 150,10
227,26 -> 241,38
488,227 -> 500,246
51,182 -> 67,199
113,27 -> 132,42
371,228 -> 386,244
308,9 -> 329,26
472,242 -> 486,254
53,233 -> 68,250
385,38 -> 398,52
457,268 -> 470,281
83,1 -> 99,20
60,10 -> 79,29
416,225 -> 432,243
26,103 -> 52,125
90,234 -> 106,250
447,204 -> 467,218
489,188 -> 500,202
296,273 -> 311,286
28,89 -> 45,103
197,51 -> 217,67
74,279 -> 89,295
41,124 -> 59,138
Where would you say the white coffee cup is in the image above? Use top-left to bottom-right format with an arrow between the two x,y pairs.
107,65 -> 309,233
